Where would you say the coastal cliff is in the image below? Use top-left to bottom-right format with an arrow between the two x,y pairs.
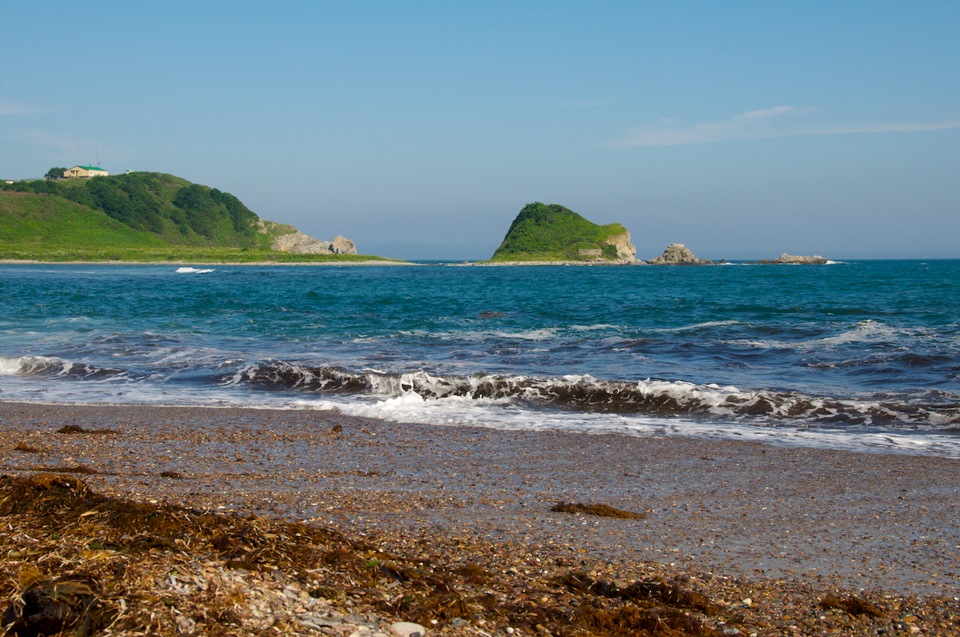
261,222 -> 358,255
490,202 -> 638,263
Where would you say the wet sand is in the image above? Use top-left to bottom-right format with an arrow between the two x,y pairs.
2,400 -> 958,600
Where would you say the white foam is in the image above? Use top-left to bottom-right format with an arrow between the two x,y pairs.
398,327 -> 561,342
4,367 -> 958,458
728,320 -> 912,351
0,356 -> 23,375
288,393 -> 960,459
314,394 -> 960,459
570,324 -> 622,332
176,267 -> 215,274
484,328 -> 560,341
655,320 -> 741,333
818,320 -> 900,347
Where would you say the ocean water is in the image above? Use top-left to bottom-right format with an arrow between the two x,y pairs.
2,260 -> 959,457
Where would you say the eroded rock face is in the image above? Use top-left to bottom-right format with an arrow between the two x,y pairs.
330,235 -> 357,255
271,231 -> 358,255
648,243 -> 710,265
601,232 -> 638,262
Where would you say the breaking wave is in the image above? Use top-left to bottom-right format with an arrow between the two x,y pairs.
0,355 -> 133,381
221,361 -> 960,429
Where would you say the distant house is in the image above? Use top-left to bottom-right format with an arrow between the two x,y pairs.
64,165 -> 109,179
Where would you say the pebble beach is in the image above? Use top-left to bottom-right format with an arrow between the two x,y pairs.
2,401 -> 959,636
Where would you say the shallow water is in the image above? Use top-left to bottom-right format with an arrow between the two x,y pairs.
1,260 -> 958,456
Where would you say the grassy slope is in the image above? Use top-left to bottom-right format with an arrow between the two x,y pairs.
0,193 -> 166,257
491,202 -> 628,261
0,175 -> 389,263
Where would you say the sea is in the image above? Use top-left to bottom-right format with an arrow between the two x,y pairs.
2,260 -> 959,458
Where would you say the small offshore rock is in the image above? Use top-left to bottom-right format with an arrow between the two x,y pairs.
770,253 -> 828,264
648,243 -> 712,265
390,622 -> 427,637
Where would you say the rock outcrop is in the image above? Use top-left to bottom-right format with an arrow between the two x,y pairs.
329,235 -> 357,255
271,230 -> 358,255
601,232 -> 638,262
648,243 -> 712,265
770,253 -> 829,265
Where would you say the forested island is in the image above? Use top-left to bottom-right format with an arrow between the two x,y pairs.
0,172 -> 383,263
490,202 -> 638,263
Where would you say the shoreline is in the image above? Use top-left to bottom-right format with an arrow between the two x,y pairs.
2,401 -> 958,593
4,400 -> 960,635
0,258 -> 418,267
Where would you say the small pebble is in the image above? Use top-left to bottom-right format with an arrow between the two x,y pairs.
390,621 -> 427,637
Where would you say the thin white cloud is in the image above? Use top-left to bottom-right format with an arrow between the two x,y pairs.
612,106 -> 960,147
733,105 -> 798,121
20,130 -> 90,155
0,98 -> 54,116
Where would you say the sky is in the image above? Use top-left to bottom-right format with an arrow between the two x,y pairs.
2,2 -> 958,260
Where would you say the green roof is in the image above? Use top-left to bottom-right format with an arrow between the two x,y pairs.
75,165 -> 106,171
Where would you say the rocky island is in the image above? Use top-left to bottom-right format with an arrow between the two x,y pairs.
646,243 -> 713,265
761,253 -> 830,265
644,245 -> 832,266
489,202 -> 638,264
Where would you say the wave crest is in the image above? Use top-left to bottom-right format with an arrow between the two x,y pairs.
221,361 -> 960,428
223,361 -> 368,393
0,355 -> 130,380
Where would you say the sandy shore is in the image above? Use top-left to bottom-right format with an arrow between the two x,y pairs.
2,401 -> 959,635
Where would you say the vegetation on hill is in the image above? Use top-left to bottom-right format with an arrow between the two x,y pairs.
490,202 -> 630,262
0,173 -> 386,263
3,172 -> 267,248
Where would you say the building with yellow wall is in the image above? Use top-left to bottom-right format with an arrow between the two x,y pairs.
64,165 -> 109,179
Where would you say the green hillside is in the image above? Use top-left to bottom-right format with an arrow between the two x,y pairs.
0,173 -> 383,263
491,202 -> 631,262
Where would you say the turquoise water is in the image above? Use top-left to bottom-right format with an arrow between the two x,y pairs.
2,261 -> 958,456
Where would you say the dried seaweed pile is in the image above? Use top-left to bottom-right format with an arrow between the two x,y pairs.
2,473 -> 958,636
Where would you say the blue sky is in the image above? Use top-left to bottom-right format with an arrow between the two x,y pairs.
2,2 -> 958,260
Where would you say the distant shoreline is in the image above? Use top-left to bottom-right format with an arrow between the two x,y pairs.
0,258 -> 419,266
3,257 -> 955,267
450,259 -> 642,266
